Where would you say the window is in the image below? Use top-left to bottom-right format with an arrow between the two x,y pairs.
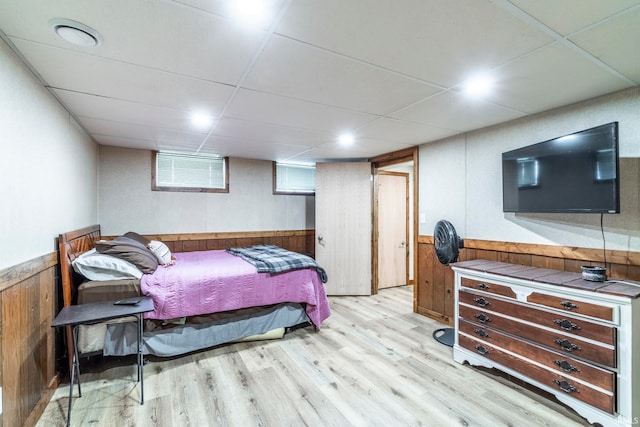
273,162 -> 316,195
152,151 -> 229,193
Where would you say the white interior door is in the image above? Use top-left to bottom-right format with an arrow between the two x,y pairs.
378,173 -> 408,289
315,162 -> 372,296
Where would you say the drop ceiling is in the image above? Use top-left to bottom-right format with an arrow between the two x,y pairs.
0,0 -> 638,163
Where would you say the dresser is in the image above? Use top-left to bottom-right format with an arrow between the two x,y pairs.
452,260 -> 640,427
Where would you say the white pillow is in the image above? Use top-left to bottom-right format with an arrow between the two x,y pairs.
148,240 -> 172,266
72,249 -> 143,281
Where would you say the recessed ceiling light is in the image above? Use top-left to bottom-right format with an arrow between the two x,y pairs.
463,74 -> 494,97
338,133 -> 355,145
50,19 -> 102,47
190,112 -> 214,130
229,0 -> 273,28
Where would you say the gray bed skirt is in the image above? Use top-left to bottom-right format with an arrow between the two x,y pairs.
103,303 -> 310,357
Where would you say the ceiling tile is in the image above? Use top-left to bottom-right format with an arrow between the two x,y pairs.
392,91 -> 526,132
357,118 -> 459,145
199,134 -> 312,161
11,39 -> 234,114
242,35 -> 442,115
210,117 -> 329,147
351,138 -> 415,154
0,0 -> 265,84
91,134 -> 196,152
487,42 -> 635,113
507,0 -> 640,36
276,0 -> 553,87
81,116 -> 207,146
569,6 -> 640,84
174,0 -> 288,28
52,89 -> 206,132
224,89 -> 378,133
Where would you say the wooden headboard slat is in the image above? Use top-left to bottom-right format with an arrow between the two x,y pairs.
58,224 -> 101,307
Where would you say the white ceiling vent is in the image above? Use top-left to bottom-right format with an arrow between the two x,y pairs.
50,19 -> 102,47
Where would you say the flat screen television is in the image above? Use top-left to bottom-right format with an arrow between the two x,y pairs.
502,122 -> 620,213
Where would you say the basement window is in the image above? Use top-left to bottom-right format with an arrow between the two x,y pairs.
273,162 -> 316,195
153,151 -> 229,193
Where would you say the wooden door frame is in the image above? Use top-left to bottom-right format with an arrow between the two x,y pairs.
376,171 -> 410,289
370,147 -> 418,307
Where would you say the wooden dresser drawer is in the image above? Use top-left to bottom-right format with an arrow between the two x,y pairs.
460,277 -> 517,299
458,334 -> 615,414
459,304 -> 616,368
459,319 -> 615,392
459,290 -> 616,346
527,292 -> 614,322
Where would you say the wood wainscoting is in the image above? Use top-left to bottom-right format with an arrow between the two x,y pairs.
417,235 -> 640,326
0,252 -> 59,427
109,229 -> 316,257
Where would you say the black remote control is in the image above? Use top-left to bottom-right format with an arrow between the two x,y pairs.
114,299 -> 140,305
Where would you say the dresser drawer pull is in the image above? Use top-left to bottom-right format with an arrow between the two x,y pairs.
553,379 -> 578,394
553,319 -> 581,331
474,297 -> 491,307
474,313 -> 491,323
474,345 -> 490,355
554,360 -> 580,373
473,329 -> 490,338
478,283 -> 489,290
554,339 -> 581,352
560,301 -> 578,310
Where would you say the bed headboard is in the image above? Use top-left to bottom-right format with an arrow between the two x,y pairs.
58,224 -> 101,307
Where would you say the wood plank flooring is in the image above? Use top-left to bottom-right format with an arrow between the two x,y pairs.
37,286 -> 589,426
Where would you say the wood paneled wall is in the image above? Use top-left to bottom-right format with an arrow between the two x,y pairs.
0,253 -> 59,427
417,235 -> 640,326
119,229 -> 316,257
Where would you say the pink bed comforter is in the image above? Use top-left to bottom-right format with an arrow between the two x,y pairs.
140,250 -> 331,327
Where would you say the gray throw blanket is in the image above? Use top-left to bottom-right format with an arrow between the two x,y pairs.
226,244 -> 328,283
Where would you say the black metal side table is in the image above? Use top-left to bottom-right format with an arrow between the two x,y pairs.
51,297 -> 154,426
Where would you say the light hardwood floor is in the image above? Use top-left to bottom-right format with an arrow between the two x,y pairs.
37,286 -> 589,426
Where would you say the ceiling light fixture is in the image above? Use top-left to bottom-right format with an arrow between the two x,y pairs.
50,18 -> 102,47
190,112 -> 214,130
229,0 -> 273,28
463,74 -> 494,97
338,133 -> 355,145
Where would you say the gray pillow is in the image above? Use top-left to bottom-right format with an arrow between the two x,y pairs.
123,231 -> 151,246
96,236 -> 158,274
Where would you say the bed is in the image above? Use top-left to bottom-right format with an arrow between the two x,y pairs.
58,225 -> 331,361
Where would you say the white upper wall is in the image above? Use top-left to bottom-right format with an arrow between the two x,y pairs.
419,87 -> 640,252
0,37 -> 97,270
98,146 -> 315,235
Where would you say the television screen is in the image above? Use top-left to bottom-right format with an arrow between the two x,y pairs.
502,122 -> 619,213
